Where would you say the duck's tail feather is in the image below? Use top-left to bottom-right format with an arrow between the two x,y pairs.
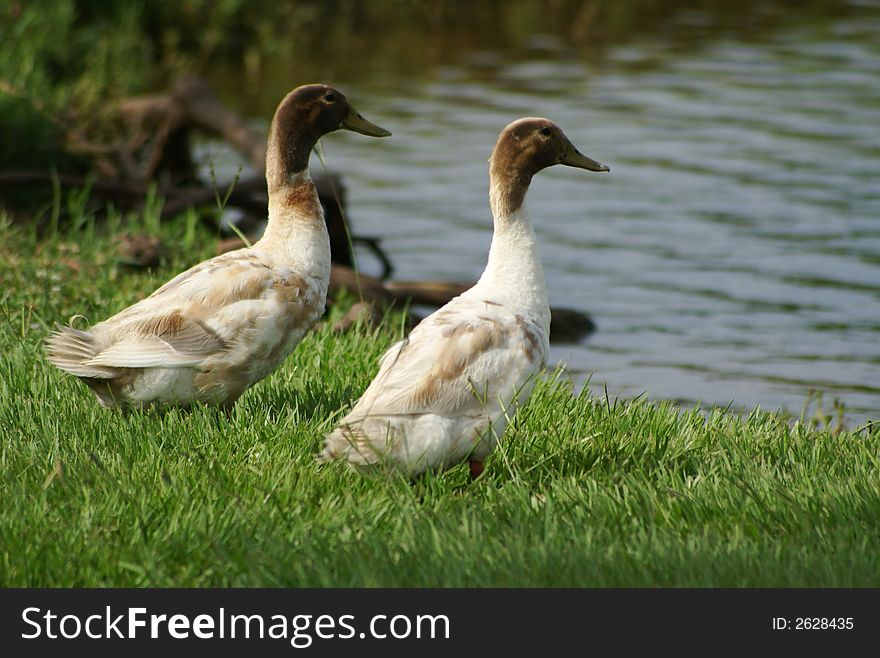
44,324 -> 119,379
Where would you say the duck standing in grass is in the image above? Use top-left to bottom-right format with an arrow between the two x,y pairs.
45,84 -> 391,411
319,117 -> 608,478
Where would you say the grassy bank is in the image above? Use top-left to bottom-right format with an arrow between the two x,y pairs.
1,209 -> 878,588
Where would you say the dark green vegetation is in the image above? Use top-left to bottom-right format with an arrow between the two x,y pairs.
1,0 -> 859,168
1,212 -> 878,586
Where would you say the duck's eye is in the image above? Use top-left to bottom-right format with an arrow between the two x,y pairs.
325,93 -> 337,102
540,127 -> 552,136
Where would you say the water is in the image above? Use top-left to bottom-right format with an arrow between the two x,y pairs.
205,3 -> 880,423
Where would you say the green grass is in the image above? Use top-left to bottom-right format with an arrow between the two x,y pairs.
1,207 -> 879,588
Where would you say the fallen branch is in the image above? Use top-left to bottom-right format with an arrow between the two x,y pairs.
172,76 -> 267,172
0,171 -> 151,202
327,265 -> 595,344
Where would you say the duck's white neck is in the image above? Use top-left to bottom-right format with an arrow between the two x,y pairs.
256,169 -> 331,279
474,184 -> 549,319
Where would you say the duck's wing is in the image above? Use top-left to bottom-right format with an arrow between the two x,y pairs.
58,251 -> 302,373
82,309 -> 230,369
342,297 -> 547,422
135,249 -> 272,311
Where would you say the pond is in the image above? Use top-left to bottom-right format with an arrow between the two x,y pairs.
204,1 -> 880,423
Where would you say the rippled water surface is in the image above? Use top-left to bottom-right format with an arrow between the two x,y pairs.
209,4 -> 880,422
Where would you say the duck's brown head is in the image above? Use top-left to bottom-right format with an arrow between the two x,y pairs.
489,117 -> 608,213
267,84 -> 390,190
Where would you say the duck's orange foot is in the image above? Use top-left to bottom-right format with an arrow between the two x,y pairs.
469,460 -> 484,480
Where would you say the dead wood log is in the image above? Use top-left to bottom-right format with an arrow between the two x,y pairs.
159,176 -> 266,219
328,266 -> 595,344
329,265 -> 394,304
116,76 -> 267,179
383,280 -> 471,306
0,171 -> 150,203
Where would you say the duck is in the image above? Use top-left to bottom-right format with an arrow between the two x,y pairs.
45,84 -> 391,411
318,117 -> 608,478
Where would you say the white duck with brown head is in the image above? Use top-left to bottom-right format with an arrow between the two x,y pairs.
45,84 -> 391,412
319,117 -> 608,477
